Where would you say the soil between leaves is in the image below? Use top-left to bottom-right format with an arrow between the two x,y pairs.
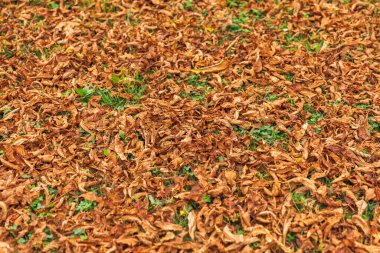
0,0 -> 380,252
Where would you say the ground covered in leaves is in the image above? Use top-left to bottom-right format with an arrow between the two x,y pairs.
0,0 -> 379,252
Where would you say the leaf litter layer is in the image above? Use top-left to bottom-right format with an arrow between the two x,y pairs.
0,0 -> 379,252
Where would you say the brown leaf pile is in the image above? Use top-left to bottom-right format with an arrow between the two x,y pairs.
0,0 -> 380,252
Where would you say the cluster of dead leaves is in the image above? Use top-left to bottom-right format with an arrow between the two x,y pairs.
0,0 -> 379,252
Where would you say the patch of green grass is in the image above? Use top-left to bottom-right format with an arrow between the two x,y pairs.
344,209 -> 352,220
30,194 -> 44,213
76,86 -> 126,110
227,11 -> 251,33
257,172 -> 267,179
173,205 -> 194,228
110,73 -> 147,104
227,23 -> 243,33
286,232 -> 296,243
362,201 -> 378,221
48,1 -> 59,9
0,107 -> 11,119
180,90 -> 206,101
304,104 -> 324,125
96,88 -> 126,110
43,228 -> 54,245
292,192 -> 310,212
249,125 -> 286,148
226,0 -> 245,9
232,125 -> 245,136
17,230 -> 33,245
75,199 -> 98,213
202,195 -> 212,203
179,165 -> 197,181
283,33 -> 304,46
0,46 -> 15,59
148,195 -> 163,211
28,0 -> 44,6
71,228 -> 88,241
224,214 -> 246,235
47,185 -> 57,195
103,148 -> 110,156
355,104 -> 371,110
185,0 -> 193,9
150,166 -> 162,177
250,242 -> 260,249
8,225 -> 18,237
250,9 -> 265,20
304,40 -> 324,53
283,73 -> 294,82
188,75 -> 210,88
318,177 -> 332,187
263,93 -> 278,101
369,117 -> 380,133
308,111 -> 324,125
233,11 -> 249,24
75,86 -> 96,103
100,0 -> 117,12
164,179 -> 174,187
279,19 -> 289,31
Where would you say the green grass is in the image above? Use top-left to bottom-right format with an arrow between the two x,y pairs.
355,104 -> 371,110
232,11 -> 249,24
185,0 -> 193,9
0,107 -> 11,119
304,104 -> 324,125
250,242 -> 260,249
173,205 -> 194,228
362,201 -> 378,221
148,195 -> 163,211
180,90 -> 206,101
292,192 -> 310,212
75,199 -> 98,212
76,86 -> 126,110
249,125 -> 286,149
369,117 -> 380,133
179,165 -> 197,181
43,228 -> 54,245
71,228 -> 88,241
257,172 -> 267,179
263,93 -> 278,101
232,125 -> 245,136
283,73 -> 294,82
202,195 -> 212,203
226,0 -> 245,9
251,9 -> 265,20
227,23 -> 243,33
0,46 -> 15,59
30,194 -> 44,212
283,33 -> 304,46
110,73 -> 147,104
188,75 -> 210,88
48,1 -> 59,9
286,232 -> 296,243
17,231 -> 33,244
304,40 -> 324,53
150,166 -> 162,177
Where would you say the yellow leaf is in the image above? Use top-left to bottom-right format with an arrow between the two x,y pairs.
205,26 -> 214,32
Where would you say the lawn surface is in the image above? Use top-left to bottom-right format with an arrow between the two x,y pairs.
0,0 -> 379,252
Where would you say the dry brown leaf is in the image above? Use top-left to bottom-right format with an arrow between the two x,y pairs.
191,60 -> 229,73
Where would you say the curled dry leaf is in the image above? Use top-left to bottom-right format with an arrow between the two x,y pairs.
191,60 -> 229,73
